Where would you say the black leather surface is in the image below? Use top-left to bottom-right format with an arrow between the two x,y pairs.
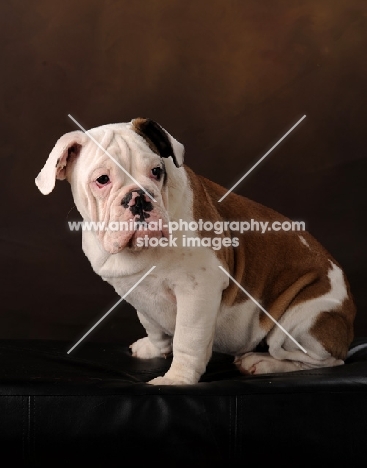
1,338 -> 367,467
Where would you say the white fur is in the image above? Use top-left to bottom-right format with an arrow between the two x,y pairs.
214,301 -> 265,355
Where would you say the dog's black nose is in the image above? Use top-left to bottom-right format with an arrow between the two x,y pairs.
121,189 -> 153,222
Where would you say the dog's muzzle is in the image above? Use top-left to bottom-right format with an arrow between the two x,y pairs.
121,189 -> 154,222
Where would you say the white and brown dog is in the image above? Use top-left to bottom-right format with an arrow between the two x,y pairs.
35,118 -> 356,384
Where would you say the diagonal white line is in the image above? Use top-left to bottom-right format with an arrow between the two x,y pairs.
67,266 -> 156,354
218,115 -> 306,202
68,114 -> 157,203
218,266 -> 308,354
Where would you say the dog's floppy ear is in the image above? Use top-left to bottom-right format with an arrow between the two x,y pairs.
131,118 -> 184,167
35,130 -> 86,195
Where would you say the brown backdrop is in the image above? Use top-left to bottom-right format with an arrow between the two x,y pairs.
1,0 -> 366,343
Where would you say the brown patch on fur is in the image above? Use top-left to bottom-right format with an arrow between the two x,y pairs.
185,167 -> 332,309
184,165 -> 356,354
259,271 -> 319,331
310,284 -> 356,360
184,166 -> 233,270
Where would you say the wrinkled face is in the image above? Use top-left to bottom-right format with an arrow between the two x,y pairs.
68,127 -> 171,254
35,119 -> 185,255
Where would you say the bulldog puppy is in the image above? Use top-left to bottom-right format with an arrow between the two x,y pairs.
35,118 -> 356,384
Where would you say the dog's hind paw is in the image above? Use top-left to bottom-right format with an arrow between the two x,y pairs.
235,352 -> 305,375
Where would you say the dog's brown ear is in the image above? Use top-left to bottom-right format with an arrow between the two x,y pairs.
35,130 -> 86,195
131,118 -> 184,167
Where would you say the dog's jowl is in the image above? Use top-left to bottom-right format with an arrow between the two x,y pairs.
36,118 -> 356,384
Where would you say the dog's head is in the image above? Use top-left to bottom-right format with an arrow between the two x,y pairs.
35,118 -> 184,253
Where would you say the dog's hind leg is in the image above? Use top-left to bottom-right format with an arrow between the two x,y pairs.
234,351 -> 343,375
235,301 -> 353,375
236,263 -> 355,376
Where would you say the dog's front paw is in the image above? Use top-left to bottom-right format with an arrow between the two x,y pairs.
130,337 -> 163,359
148,376 -> 188,386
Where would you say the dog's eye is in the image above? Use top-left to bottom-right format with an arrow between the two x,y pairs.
96,175 -> 110,187
151,167 -> 163,181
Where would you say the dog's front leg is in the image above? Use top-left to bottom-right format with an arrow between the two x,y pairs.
149,274 -> 226,385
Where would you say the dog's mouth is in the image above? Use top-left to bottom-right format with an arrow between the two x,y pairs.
102,214 -> 170,254
106,227 -> 167,254
101,188 -> 170,254
126,228 -> 166,251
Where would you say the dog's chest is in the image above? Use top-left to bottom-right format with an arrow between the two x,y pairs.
106,272 -> 178,335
